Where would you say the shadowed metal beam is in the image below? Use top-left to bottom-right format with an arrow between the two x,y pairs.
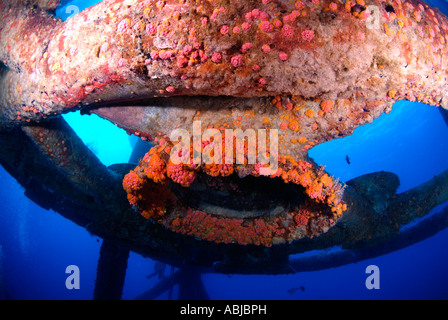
93,239 -> 130,300
289,203 -> 448,272
134,266 -> 209,300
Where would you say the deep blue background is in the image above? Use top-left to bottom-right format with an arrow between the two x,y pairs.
1,0 -> 448,300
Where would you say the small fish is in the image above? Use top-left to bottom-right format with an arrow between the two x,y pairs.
346,155 -> 351,165
287,287 -> 298,295
287,285 -> 305,295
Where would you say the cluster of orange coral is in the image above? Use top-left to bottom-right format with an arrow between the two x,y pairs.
169,203 -> 324,246
123,167 -> 174,219
252,155 -> 346,216
122,170 -> 145,206
144,152 -> 166,183
170,210 -> 276,246
123,137 -> 347,246
204,163 -> 234,177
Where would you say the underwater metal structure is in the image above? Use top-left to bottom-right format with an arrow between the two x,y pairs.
1,0 -> 448,299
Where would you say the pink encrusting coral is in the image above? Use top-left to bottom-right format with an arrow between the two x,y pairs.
146,23 -> 156,35
3,0 -> 448,127
278,51 -> 288,61
261,44 -> 271,54
301,29 -> 314,42
117,18 -> 130,34
260,21 -> 274,33
166,162 -> 197,187
220,25 -> 229,35
241,42 -> 253,53
231,54 -> 244,67
281,24 -> 295,38
211,52 -> 222,63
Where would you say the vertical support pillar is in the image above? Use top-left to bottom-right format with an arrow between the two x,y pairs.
94,239 -> 130,300
177,266 -> 209,300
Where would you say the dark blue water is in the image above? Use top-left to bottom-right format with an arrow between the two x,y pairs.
1,0 -> 448,300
